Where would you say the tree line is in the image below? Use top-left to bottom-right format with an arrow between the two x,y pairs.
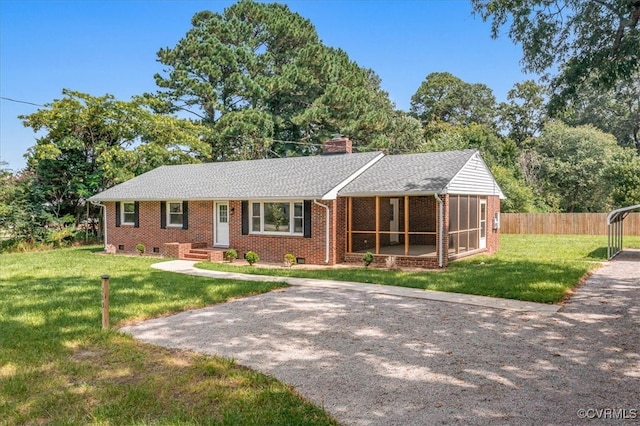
1,0 -> 639,248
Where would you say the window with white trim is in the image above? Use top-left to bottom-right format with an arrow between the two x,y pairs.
167,201 -> 184,226
250,201 -> 304,235
121,202 -> 135,225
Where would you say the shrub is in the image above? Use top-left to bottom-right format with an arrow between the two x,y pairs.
363,251 -> 374,268
245,251 -> 259,266
224,248 -> 238,262
135,243 -> 145,255
284,253 -> 296,267
46,225 -> 76,248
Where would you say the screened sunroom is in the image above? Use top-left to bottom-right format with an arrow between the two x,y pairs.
338,150 -> 504,268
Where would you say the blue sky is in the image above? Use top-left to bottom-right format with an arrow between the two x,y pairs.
0,0 -> 531,171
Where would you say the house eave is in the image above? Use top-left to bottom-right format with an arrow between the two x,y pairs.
338,190 -> 441,198
89,195 -> 329,203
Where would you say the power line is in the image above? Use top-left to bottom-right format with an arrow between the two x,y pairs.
1,96 -> 46,107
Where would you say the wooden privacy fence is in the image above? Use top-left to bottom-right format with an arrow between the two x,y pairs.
501,213 -> 640,235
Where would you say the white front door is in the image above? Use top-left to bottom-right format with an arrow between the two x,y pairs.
390,198 -> 400,244
214,202 -> 230,247
479,199 -> 487,249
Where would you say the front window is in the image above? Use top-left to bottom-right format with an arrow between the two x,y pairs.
265,202 -> 290,232
122,202 -> 135,225
293,202 -> 303,233
168,202 -> 183,226
251,201 -> 304,235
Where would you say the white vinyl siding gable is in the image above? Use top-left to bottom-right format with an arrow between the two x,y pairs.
446,153 -> 505,198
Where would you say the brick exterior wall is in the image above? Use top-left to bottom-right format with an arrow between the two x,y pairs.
322,137 -> 353,154
105,199 -> 341,265
343,253 -> 441,268
103,193 -> 500,268
105,201 -> 213,256
334,198 -> 348,266
486,195 -> 501,255
227,200 -> 337,265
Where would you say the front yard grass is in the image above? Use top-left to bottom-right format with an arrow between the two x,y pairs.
0,247 -> 337,425
197,234 -> 640,304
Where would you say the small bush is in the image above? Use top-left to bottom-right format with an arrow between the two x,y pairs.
135,243 -> 145,255
245,251 -> 259,266
363,251 -> 374,268
284,253 -> 296,267
47,226 -> 76,248
225,248 -> 238,262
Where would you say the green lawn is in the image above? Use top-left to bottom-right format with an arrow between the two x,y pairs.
197,234 -> 640,304
0,247 -> 337,425
2,235 -> 638,423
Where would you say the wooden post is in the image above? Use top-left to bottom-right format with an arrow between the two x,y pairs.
404,195 -> 410,256
101,274 -> 110,330
348,197 -> 353,253
375,196 -> 380,255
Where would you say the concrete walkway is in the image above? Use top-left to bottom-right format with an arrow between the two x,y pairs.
151,260 -> 560,314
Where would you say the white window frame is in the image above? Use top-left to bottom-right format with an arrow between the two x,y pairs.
250,200 -> 304,236
121,201 -> 135,225
166,201 -> 184,227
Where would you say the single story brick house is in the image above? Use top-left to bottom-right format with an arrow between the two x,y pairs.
88,137 -> 504,268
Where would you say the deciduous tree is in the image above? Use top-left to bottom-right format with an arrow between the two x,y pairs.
529,121 -> 621,212
604,148 -> 640,206
498,80 -> 548,148
410,72 -> 497,128
20,90 -> 211,225
0,170 -> 49,243
472,0 -> 640,109
557,72 -> 640,152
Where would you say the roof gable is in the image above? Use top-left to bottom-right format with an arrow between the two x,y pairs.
446,152 -> 505,198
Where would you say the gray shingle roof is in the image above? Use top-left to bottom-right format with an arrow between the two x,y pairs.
88,151 -> 383,201
339,150 -> 477,196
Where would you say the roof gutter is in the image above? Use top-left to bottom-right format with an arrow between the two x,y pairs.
313,199 -> 330,264
434,194 -> 444,268
90,201 -> 108,250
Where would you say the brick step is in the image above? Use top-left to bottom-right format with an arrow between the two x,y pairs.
183,252 -> 209,261
190,249 -> 225,255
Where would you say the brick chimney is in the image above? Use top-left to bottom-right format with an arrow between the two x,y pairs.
322,135 -> 353,155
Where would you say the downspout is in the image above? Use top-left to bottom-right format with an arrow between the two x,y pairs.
434,194 -> 444,268
90,201 -> 107,250
313,199 -> 330,264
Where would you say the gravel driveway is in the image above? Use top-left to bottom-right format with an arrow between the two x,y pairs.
122,250 -> 640,425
